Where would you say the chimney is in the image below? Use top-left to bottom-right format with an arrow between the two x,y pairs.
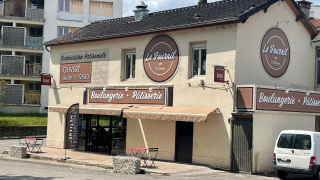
297,0 -> 313,17
198,0 -> 207,5
133,1 -> 150,21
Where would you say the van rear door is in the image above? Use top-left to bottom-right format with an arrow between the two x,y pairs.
275,133 -> 295,167
291,134 -> 313,170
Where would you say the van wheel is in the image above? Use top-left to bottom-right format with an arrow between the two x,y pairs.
276,170 -> 288,179
313,167 -> 320,180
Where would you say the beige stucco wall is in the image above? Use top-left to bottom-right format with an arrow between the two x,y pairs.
47,24 -> 237,169
235,1 -> 312,90
252,112 -> 315,173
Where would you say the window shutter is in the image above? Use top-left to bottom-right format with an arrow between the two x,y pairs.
89,1 -> 100,16
101,2 -> 112,17
70,0 -> 82,14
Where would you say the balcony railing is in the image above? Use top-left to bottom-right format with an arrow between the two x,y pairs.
26,8 -> 44,21
0,55 -> 41,77
0,84 -> 24,105
0,0 -> 44,21
24,93 -> 41,105
1,26 -> 43,49
25,37 -> 43,48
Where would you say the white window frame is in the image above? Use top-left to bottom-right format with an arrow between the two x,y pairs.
58,27 -> 69,37
191,43 -> 207,77
316,47 -> 320,86
28,82 -> 41,92
124,50 -> 136,80
29,55 -> 42,64
59,0 -> 69,12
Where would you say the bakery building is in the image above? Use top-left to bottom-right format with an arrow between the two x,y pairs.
44,0 -> 319,173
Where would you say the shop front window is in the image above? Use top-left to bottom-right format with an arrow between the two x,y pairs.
191,43 -> 206,77
317,48 -> 320,85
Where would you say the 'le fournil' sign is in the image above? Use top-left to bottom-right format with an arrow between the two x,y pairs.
257,88 -> 320,113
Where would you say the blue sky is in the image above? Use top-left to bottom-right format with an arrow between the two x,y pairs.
122,0 -> 320,17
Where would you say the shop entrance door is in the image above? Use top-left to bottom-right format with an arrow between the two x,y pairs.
175,121 -> 193,163
231,118 -> 253,173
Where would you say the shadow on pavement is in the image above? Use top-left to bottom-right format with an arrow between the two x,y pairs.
0,175 -> 62,180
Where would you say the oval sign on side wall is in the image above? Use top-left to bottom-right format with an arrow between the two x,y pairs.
143,35 -> 179,82
260,28 -> 290,78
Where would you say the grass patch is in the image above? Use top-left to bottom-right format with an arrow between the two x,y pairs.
105,166 -> 113,169
162,173 -> 170,176
0,113 -> 47,126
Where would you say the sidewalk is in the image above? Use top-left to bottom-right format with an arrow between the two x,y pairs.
13,147 -> 210,174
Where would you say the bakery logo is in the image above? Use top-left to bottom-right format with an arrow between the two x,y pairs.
260,28 -> 290,78
143,35 -> 179,82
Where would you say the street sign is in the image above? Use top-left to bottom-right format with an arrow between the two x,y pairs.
214,66 -> 225,83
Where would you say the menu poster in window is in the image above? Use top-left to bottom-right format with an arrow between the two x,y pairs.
65,103 -> 79,149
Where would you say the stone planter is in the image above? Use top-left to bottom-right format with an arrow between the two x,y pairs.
9,145 -> 27,158
113,156 -> 141,174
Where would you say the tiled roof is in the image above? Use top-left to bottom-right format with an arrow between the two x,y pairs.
310,17 -> 320,30
44,0 -> 317,46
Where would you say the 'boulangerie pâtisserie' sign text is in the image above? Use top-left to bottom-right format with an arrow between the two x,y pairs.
89,89 -> 165,105
257,88 -> 320,113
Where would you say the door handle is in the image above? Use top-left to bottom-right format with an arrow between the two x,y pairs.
291,150 -> 294,154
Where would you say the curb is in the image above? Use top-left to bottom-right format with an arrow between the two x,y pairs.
1,150 -> 169,174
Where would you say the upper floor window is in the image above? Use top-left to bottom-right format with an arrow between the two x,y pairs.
59,0 -> 69,12
30,55 -> 42,64
124,50 -> 136,80
316,48 -> 320,85
191,43 -> 207,77
30,27 -> 43,37
28,82 -> 41,91
89,1 -> 113,16
58,27 -> 69,37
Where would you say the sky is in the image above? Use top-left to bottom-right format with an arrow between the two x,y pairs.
122,0 -> 320,17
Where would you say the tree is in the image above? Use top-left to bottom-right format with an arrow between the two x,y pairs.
198,0 -> 207,5
0,78 -> 8,106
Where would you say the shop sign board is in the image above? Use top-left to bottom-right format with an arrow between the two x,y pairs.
60,62 -> 92,83
89,89 -> 165,105
143,35 -> 179,82
260,28 -> 290,78
257,88 -> 320,113
60,49 -> 108,63
214,66 -> 225,83
65,103 -> 79,149
41,74 -> 51,86
237,87 -> 253,110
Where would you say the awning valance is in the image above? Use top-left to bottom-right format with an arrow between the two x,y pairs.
123,106 -> 220,122
48,104 -> 132,116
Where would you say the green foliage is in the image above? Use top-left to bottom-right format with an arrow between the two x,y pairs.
0,78 -> 8,106
0,113 -> 47,126
198,0 -> 207,5
162,173 -> 170,176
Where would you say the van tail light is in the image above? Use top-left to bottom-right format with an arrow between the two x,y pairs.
310,156 -> 316,165
274,153 -> 276,161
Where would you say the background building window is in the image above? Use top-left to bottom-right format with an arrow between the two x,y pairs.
124,50 -> 136,79
58,27 -> 69,36
28,82 -> 40,91
191,43 -> 207,77
30,55 -> 42,64
317,48 -> 320,85
59,0 -> 69,12
89,1 -> 113,16
30,27 -> 43,37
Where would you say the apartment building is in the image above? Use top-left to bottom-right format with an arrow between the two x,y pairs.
0,0 -> 122,113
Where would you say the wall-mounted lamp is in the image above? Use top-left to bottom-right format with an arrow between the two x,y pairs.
149,87 -> 153,92
285,88 -> 290,94
125,87 -> 129,91
306,91 -> 310,96
277,21 -> 290,27
102,87 -> 106,93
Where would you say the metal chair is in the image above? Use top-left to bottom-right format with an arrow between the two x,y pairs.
147,148 -> 158,168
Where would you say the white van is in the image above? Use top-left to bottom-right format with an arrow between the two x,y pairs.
273,130 -> 320,180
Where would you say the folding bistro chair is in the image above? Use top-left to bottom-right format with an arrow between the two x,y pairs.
147,148 -> 158,168
33,138 -> 43,153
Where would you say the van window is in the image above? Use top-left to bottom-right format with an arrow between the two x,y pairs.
294,134 -> 312,150
277,134 -> 294,148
